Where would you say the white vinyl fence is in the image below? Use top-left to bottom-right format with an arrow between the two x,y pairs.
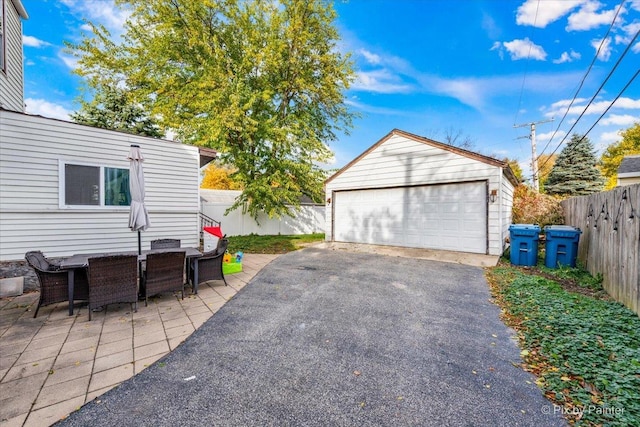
200,190 -> 324,236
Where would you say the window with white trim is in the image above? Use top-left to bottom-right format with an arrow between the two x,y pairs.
61,162 -> 131,207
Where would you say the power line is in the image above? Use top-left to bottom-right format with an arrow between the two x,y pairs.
536,25 -> 640,175
531,67 -> 639,184
537,0 -> 626,158
580,68 -> 639,142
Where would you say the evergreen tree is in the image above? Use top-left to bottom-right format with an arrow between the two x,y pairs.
70,84 -> 164,138
545,134 -> 604,196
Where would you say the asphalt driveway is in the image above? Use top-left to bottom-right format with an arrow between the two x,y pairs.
57,247 -> 565,426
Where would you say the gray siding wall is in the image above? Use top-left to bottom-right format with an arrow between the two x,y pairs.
0,0 -> 25,112
0,110 -> 200,261
325,133 -> 512,256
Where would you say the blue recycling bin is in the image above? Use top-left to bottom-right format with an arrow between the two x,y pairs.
544,225 -> 581,268
509,224 -> 541,266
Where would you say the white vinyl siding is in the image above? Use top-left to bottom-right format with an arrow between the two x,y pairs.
0,109 -> 200,260
0,0 -> 25,112
325,131 -> 515,256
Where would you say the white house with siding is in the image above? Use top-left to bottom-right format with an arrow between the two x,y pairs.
0,0 -> 218,262
325,129 -> 518,256
0,109 -> 213,261
0,0 -> 28,112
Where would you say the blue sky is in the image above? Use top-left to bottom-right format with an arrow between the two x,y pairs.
21,0 -> 640,181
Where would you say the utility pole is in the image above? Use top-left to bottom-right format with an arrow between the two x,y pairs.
514,118 -> 554,193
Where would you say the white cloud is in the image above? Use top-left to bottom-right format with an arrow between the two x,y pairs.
427,77 -> 487,109
615,22 -> 640,53
600,114 -> 640,126
358,49 -> 382,65
553,50 -> 581,63
597,130 -> 624,148
60,0 -> 130,37
490,41 -> 504,60
544,97 -> 640,117
537,130 -> 567,147
24,98 -> 72,121
547,98 -> 589,111
344,99 -> 407,116
566,1 -> 621,31
22,35 -> 51,48
482,12 -> 501,39
591,36 -> 612,61
59,53 -> 78,70
516,0 -> 585,28
502,38 -> 547,60
351,70 -> 414,94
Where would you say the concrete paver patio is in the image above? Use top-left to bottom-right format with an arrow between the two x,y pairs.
0,253 -> 279,427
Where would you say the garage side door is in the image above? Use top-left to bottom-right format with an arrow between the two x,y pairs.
333,182 -> 487,254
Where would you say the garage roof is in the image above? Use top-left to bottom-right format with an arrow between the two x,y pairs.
326,129 -> 520,186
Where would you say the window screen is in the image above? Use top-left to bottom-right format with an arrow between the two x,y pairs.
65,164 -> 100,205
64,164 -> 130,206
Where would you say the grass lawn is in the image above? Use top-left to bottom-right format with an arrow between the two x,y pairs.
486,258 -> 640,426
226,233 -> 325,254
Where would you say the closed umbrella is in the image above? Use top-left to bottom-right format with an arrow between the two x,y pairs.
128,144 -> 150,256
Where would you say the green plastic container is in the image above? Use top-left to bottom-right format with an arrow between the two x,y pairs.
222,261 -> 243,275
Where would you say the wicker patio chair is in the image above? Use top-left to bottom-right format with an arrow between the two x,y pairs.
190,238 -> 228,287
141,251 -> 186,306
87,254 -> 138,321
150,239 -> 181,249
25,251 -> 89,318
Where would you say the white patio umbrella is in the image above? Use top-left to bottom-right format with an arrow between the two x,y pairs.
128,144 -> 150,256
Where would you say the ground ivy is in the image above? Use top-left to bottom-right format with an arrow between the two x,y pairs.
487,266 -> 640,426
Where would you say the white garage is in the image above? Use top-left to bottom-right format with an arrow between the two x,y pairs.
325,129 -> 519,256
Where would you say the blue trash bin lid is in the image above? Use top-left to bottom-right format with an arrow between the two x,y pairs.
544,225 -> 581,238
509,224 -> 541,236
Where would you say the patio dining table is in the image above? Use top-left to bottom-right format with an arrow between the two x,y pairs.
59,247 -> 203,316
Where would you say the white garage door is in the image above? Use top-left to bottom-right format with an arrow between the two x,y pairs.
333,182 -> 487,254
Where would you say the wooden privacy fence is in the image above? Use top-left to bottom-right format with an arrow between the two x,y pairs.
561,184 -> 640,316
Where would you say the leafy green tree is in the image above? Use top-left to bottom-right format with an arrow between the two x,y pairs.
545,134 -> 604,196
68,0 -> 354,218
600,123 -> 640,190
70,83 -> 164,138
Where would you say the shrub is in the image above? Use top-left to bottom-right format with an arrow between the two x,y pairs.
512,184 -> 564,228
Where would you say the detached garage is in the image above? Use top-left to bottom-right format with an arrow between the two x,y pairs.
325,129 -> 519,256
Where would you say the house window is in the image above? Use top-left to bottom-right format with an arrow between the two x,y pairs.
62,163 -> 131,207
0,0 -> 5,73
